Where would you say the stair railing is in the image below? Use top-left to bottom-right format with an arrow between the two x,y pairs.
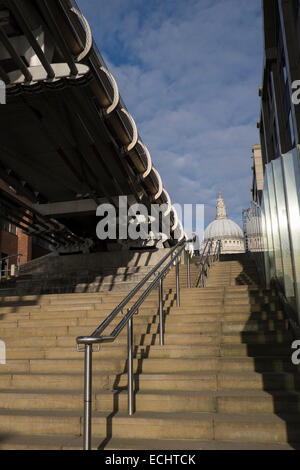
195,239 -> 221,287
76,238 -> 193,450
0,253 -> 23,282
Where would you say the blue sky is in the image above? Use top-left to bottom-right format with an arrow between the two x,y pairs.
77,0 -> 263,229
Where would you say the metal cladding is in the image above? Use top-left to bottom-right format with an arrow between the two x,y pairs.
0,0 -> 186,249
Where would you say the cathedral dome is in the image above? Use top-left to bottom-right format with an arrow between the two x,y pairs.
204,191 -> 244,254
204,218 -> 244,240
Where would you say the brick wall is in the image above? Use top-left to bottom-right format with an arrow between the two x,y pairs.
0,179 -> 32,266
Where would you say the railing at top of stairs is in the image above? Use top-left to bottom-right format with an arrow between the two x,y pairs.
76,237 -> 220,450
0,253 -> 23,282
194,239 -> 221,288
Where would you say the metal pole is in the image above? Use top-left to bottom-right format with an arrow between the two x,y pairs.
187,253 -> 191,288
176,260 -> 180,306
127,316 -> 134,415
83,343 -> 92,450
159,277 -> 164,346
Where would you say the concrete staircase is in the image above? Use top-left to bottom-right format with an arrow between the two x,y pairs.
0,255 -> 299,449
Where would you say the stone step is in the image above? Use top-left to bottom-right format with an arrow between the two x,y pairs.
0,357 -> 238,375
0,372 -> 106,390
222,319 -> 290,333
0,434 -> 100,450
1,389 -> 300,415
91,411 -> 213,440
0,434 -> 294,450
1,351 -> 298,379
223,312 -> 286,321
3,330 -> 291,350
213,412 -> 300,444
217,390 -> 300,414
0,321 -> 220,338
222,331 -> 293,344
113,371 -> 300,392
4,333 -> 219,349
92,411 -> 300,443
68,323 -> 219,337
104,437 -> 296,450
3,301 -> 283,323
221,343 -> 292,357
0,409 -> 82,436
0,409 -> 214,440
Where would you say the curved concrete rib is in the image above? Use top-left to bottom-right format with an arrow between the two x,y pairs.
100,66 -> 119,114
178,220 -> 187,241
151,167 -> 163,200
120,108 -> 138,151
137,140 -> 152,179
162,188 -> 171,216
70,7 -> 93,61
171,206 -> 179,231
174,219 -> 185,242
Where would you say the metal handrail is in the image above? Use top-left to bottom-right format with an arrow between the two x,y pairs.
76,239 -> 192,450
194,239 -> 211,287
78,239 -> 186,343
0,253 -> 23,281
195,239 -> 221,287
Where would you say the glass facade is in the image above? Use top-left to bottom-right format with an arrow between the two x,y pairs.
244,147 -> 300,324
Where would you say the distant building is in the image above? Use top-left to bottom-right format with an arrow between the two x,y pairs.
204,192 -> 245,254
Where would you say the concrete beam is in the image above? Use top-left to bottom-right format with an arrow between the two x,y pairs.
33,195 -> 136,217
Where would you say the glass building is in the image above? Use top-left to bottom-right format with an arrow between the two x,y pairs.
245,0 -> 300,328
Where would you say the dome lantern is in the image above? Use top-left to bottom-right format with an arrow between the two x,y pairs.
216,190 -> 227,220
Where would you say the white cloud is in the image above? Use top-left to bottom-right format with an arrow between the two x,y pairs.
77,0 -> 263,228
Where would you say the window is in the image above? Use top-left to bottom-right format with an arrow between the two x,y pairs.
9,224 -> 17,235
0,219 -> 8,232
0,219 -> 18,235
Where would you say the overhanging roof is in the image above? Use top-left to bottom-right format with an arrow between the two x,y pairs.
0,0 -> 186,247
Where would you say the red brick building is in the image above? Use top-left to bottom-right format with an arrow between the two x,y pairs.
0,180 -> 49,274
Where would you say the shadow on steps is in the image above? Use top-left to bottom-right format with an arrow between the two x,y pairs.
238,258 -> 300,449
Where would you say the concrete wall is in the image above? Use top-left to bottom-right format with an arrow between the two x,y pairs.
20,248 -> 172,276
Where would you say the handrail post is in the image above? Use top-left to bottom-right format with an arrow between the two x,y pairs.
201,264 -> 204,288
83,343 -> 93,451
176,259 -> 180,306
127,316 -> 134,415
187,252 -> 191,288
159,277 -> 164,346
